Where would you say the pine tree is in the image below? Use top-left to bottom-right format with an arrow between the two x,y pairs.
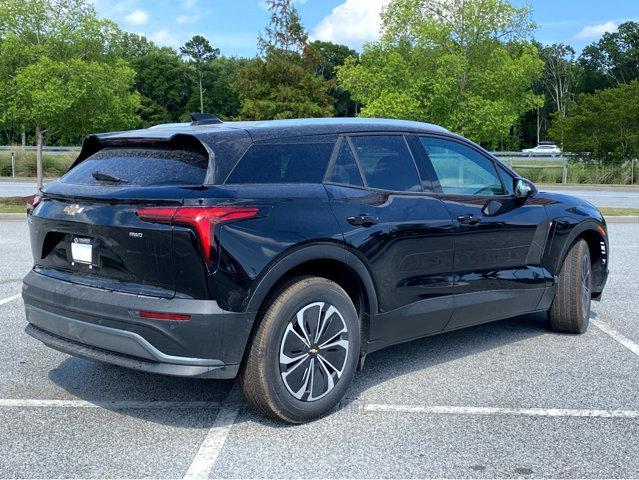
236,0 -> 333,119
258,0 -> 308,54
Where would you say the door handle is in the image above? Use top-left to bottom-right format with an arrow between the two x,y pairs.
347,215 -> 378,227
457,214 -> 481,225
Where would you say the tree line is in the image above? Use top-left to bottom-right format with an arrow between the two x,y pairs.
1,0 -> 638,174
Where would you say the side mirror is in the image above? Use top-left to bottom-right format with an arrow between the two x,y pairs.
514,178 -> 537,198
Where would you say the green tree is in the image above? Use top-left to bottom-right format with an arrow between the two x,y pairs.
550,81 -> 639,165
540,43 -> 579,117
307,40 -> 358,116
579,22 -> 639,92
236,51 -> 333,119
8,57 -> 139,187
116,32 -> 157,59
336,0 -> 543,147
0,0 -> 122,61
180,35 -> 220,113
0,0 -> 123,144
236,0 -> 333,119
130,47 -> 191,125
184,56 -> 248,120
0,0 -> 139,186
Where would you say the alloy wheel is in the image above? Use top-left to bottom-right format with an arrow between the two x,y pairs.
279,302 -> 349,402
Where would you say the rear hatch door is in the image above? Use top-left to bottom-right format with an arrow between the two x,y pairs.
30,146 -> 209,298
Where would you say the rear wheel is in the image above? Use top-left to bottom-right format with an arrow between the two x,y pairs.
549,239 -> 591,333
239,277 -> 360,423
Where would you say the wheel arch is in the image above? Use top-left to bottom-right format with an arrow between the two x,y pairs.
555,220 -> 608,294
246,242 -> 379,318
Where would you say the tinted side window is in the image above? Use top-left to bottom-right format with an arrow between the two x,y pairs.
350,135 -> 421,192
61,148 -> 208,186
327,139 -> 364,187
420,138 -> 505,195
225,139 -> 334,184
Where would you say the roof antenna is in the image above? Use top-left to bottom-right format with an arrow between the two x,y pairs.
190,113 -> 223,126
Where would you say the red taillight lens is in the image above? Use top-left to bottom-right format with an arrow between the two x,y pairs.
136,205 -> 260,264
138,310 -> 191,321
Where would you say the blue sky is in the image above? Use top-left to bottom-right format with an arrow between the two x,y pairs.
91,0 -> 639,57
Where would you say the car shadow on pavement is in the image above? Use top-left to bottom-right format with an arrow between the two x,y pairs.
343,311 -> 550,405
48,311 -> 551,428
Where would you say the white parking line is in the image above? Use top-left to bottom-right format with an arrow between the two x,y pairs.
0,293 -> 21,306
183,386 -> 242,480
183,406 -> 240,479
592,319 -> 639,358
363,404 -> 639,418
0,399 -> 220,409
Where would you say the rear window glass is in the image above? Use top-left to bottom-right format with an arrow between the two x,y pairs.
349,135 -> 421,192
225,140 -> 334,184
61,148 -> 209,186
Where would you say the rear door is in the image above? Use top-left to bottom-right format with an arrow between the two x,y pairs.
29,146 -> 210,298
325,134 -> 455,349
415,136 -> 551,329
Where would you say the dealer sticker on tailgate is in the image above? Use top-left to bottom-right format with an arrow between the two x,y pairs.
71,237 -> 94,265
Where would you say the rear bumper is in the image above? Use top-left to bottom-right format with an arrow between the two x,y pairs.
22,270 -> 256,378
25,324 -> 236,378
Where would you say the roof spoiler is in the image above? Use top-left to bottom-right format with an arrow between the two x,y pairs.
190,113 -> 223,126
68,133 -> 211,172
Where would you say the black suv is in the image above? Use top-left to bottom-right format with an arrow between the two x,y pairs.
23,117 -> 609,423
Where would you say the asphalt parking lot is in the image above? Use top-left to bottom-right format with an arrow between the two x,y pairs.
0,219 -> 637,479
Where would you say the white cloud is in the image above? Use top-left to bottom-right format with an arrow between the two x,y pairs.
574,21 -> 617,40
311,0 -> 390,50
149,29 -> 181,48
124,8 -> 148,25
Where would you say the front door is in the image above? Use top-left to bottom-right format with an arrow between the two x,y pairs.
415,136 -> 551,330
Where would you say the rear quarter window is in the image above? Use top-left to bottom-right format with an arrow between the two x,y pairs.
61,148 -> 209,186
225,137 -> 335,184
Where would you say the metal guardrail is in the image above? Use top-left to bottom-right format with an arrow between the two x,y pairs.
0,146 -> 80,156
493,152 -> 569,184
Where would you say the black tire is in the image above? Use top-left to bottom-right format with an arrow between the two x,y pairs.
239,276 -> 360,423
549,239 -> 592,333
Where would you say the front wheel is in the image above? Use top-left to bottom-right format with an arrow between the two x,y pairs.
549,239 -> 592,333
239,277 -> 360,423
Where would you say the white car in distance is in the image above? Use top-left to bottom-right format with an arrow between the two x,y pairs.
522,142 -> 561,155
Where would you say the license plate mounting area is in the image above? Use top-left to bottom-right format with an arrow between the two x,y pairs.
70,237 -> 95,268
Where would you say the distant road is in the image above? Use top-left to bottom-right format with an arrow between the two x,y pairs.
0,180 -> 39,197
539,185 -> 639,209
1,179 -> 638,208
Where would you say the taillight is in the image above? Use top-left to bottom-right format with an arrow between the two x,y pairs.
136,205 -> 260,264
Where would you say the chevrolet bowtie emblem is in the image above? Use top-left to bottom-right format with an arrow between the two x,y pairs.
63,204 -> 85,216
